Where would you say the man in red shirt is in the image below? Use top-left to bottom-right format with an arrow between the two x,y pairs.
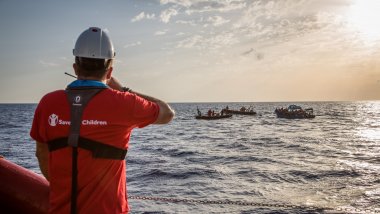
30,27 -> 175,214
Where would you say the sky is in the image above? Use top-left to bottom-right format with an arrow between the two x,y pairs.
0,0 -> 379,103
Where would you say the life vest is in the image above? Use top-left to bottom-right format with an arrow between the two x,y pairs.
47,84 -> 128,214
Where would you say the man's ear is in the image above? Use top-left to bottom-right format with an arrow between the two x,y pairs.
106,67 -> 113,79
73,63 -> 79,76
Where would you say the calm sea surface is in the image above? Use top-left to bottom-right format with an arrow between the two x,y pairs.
0,102 -> 379,214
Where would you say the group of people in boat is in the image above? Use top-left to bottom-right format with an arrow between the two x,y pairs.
197,105 -> 256,119
274,106 -> 315,119
196,107 -> 233,120
223,105 -> 255,113
197,108 -> 226,117
221,105 -> 257,115
197,105 -> 315,119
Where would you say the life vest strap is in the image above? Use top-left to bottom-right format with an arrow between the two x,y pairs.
48,137 -> 127,160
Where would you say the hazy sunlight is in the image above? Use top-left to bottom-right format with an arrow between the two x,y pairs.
346,0 -> 380,44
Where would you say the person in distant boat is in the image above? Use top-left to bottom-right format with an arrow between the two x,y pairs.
197,107 -> 202,116
30,27 -> 174,214
208,109 -> 212,116
240,106 -> 246,112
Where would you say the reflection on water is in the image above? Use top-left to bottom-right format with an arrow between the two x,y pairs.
0,102 -> 379,213
359,129 -> 380,141
355,102 -> 380,141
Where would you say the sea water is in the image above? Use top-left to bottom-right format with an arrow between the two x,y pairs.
0,102 -> 379,213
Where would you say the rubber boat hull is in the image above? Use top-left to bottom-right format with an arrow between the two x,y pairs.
195,114 -> 232,120
275,113 -> 315,119
224,109 -> 256,115
0,158 -> 49,214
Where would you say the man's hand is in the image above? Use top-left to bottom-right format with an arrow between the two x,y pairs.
106,76 -> 175,124
36,142 -> 49,181
106,76 -> 123,91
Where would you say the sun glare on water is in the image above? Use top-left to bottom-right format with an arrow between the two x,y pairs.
346,0 -> 380,44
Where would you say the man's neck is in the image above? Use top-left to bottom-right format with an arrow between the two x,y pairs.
77,76 -> 106,83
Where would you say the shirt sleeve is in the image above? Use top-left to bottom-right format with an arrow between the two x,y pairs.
30,101 -> 45,143
131,94 -> 160,128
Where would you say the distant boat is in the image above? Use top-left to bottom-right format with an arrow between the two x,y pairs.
195,114 -> 232,120
222,105 -> 257,116
275,105 -> 315,119
223,109 -> 257,115
196,107 -> 232,120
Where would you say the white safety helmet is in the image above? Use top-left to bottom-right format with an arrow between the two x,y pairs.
73,27 -> 115,59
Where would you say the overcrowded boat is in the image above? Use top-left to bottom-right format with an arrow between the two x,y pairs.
195,108 -> 232,120
195,114 -> 232,120
222,106 -> 256,115
274,105 -> 315,119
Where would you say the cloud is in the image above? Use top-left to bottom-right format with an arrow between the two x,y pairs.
39,60 -> 60,67
256,53 -> 264,60
176,32 -> 238,49
186,1 -> 246,14
131,12 -> 156,22
176,35 -> 203,48
166,1 -> 361,64
155,30 -> 169,36
124,41 -> 142,48
159,0 -> 193,7
159,0 -> 246,15
228,0 -> 337,45
240,48 -> 264,60
160,0 -> 331,47
241,48 -> 255,56
160,8 -> 178,23
207,15 -> 230,26
58,57 -> 70,61
131,12 -> 145,22
176,20 -> 197,26
207,32 -> 237,48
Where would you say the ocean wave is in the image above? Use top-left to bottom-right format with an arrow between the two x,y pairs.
2,102 -> 380,213
129,167 -> 220,183
288,169 -> 360,181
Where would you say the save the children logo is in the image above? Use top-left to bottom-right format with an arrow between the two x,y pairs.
48,114 -> 58,126
48,113 -> 108,126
